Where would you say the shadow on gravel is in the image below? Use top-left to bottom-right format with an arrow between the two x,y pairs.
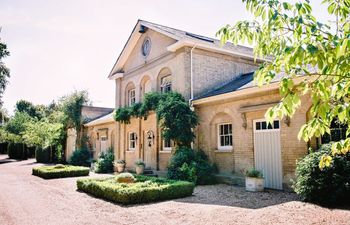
175,184 -> 301,209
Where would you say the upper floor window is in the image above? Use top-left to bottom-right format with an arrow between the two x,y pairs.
160,75 -> 172,93
218,123 -> 233,151
128,89 -> 136,106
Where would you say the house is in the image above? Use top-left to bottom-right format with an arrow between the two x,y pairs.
65,106 -> 113,160
82,20 -> 328,189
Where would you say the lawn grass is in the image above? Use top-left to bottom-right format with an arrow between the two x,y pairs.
77,174 -> 195,205
33,164 -> 90,179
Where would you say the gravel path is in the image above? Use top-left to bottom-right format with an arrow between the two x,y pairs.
0,155 -> 349,225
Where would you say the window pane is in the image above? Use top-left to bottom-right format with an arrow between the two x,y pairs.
229,135 -> 232,146
224,124 -> 228,135
228,124 -> 232,134
273,120 -> 279,129
220,136 -> 225,146
267,122 -> 273,129
220,125 -> 223,135
256,122 -> 261,130
262,122 -> 267,129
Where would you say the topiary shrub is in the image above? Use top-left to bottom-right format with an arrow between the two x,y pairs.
293,143 -> 350,205
68,147 -> 91,167
167,146 -> 217,185
94,149 -> 114,173
8,143 -> 26,160
33,165 -> 89,179
77,175 -> 195,205
115,172 -> 135,183
0,143 -> 8,154
35,147 -> 51,163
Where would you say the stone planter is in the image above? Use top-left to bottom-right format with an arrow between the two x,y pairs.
90,162 -> 96,172
245,177 -> 264,192
115,163 -> 125,173
135,165 -> 145,175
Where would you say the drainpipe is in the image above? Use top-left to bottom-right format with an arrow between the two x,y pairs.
189,44 -> 197,109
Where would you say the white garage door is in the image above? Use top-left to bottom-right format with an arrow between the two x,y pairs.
253,119 -> 283,190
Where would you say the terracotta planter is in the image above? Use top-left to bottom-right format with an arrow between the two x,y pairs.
116,163 -> 125,173
245,177 -> 264,192
135,165 -> 145,175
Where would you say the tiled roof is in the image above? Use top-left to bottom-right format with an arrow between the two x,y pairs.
195,71 -> 284,100
81,106 -> 114,123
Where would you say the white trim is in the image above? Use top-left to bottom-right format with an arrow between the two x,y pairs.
217,123 -> 233,151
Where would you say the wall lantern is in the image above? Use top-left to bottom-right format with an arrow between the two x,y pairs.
146,130 -> 155,147
283,116 -> 291,127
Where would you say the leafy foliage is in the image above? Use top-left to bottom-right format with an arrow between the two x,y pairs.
167,146 -> 217,185
68,147 -> 91,167
0,38 -> 10,105
293,143 -> 350,205
245,168 -> 263,178
15,100 -> 43,119
77,175 -> 195,205
115,92 -> 198,147
217,0 -> 350,167
94,148 -> 115,173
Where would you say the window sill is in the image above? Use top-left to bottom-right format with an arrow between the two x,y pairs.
159,150 -> 172,154
214,149 -> 233,153
126,150 -> 135,153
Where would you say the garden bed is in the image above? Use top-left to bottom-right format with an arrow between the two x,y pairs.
32,164 -> 90,179
76,175 -> 195,205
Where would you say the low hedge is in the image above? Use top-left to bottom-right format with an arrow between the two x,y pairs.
33,165 -> 90,179
77,175 -> 195,205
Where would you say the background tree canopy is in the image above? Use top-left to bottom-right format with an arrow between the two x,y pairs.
0,36 -> 10,106
217,0 -> 350,168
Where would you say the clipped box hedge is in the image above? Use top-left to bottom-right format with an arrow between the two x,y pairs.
33,165 -> 90,179
77,175 -> 195,205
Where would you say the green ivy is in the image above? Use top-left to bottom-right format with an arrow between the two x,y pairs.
114,92 -> 198,147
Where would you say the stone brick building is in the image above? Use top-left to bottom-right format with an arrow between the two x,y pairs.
81,20 -> 317,189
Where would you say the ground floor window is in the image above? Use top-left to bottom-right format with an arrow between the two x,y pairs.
217,123 -> 233,150
162,138 -> 173,151
321,120 -> 348,144
128,132 -> 137,150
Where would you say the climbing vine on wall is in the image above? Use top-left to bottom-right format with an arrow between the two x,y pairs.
114,92 -> 198,147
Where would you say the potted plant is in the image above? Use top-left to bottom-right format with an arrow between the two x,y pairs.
245,168 -> 264,192
114,159 -> 126,173
90,159 -> 97,172
135,159 -> 145,175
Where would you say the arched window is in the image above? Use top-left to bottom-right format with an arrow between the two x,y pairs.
125,82 -> 136,106
158,68 -> 172,93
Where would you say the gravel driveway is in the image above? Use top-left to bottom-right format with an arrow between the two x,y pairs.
0,155 -> 349,225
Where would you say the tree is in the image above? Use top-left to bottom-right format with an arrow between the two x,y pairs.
0,35 -> 10,106
59,90 -> 90,147
217,0 -> 350,168
15,100 -> 43,119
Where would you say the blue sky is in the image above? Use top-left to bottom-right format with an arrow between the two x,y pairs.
0,0 -> 330,113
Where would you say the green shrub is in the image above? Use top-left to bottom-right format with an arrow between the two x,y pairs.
167,146 -> 217,185
68,147 -> 91,167
245,168 -> 263,178
115,172 -> 135,183
77,175 -> 195,205
35,147 -> 51,163
293,143 -> 350,205
32,165 -> 90,179
0,143 -> 8,154
8,143 -> 27,160
94,149 -> 114,173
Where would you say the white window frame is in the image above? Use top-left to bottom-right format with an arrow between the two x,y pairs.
217,123 -> 233,151
128,132 -> 136,151
160,75 -> 172,93
128,89 -> 136,106
162,138 -> 172,151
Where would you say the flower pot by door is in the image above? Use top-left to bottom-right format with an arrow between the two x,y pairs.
136,165 -> 145,175
116,163 -> 125,173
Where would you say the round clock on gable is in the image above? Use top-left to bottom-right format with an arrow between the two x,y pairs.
142,37 -> 151,57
